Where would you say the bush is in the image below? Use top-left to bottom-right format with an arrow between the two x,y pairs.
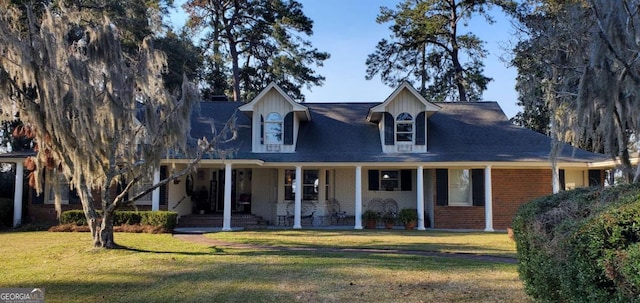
397,208 -> 417,224
140,211 -> 177,231
58,210 -> 177,232
59,210 -> 87,226
513,184 -> 640,302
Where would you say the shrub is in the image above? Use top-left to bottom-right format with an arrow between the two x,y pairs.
58,210 -> 177,232
113,211 -> 141,226
397,208 -> 417,224
59,210 -> 87,226
140,211 -> 177,231
513,184 -> 640,302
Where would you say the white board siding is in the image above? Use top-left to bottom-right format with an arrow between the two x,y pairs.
252,90 -> 298,153
381,90 -> 428,153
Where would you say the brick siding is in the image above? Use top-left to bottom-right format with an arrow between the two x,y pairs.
434,168 -> 553,230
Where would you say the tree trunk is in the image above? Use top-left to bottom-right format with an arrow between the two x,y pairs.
449,0 -> 468,102
228,37 -> 241,102
96,210 -> 116,248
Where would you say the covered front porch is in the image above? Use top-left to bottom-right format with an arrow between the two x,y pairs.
167,161 -> 496,232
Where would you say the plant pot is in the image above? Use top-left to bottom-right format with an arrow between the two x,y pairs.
507,227 -> 515,241
365,219 -> 377,229
404,221 -> 416,230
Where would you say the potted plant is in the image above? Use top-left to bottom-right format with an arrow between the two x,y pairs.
362,210 -> 380,229
382,211 -> 396,229
398,208 -> 418,230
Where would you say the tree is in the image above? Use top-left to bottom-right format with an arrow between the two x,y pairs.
0,1 -> 235,248
183,0 -> 329,101
511,0 -> 640,182
366,0 -> 516,102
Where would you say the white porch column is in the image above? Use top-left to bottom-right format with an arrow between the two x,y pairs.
484,165 -> 494,232
151,167 -> 160,211
13,162 -> 24,228
416,166 -> 426,230
223,163 -> 233,231
354,166 -> 363,230
293,166 -> 302,229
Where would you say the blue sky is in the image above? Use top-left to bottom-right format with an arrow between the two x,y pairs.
170,0 -> 520,118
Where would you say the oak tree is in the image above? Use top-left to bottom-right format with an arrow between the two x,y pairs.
0,1 -> 234,247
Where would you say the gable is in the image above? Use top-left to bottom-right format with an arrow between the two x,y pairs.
367,82 -> 440,122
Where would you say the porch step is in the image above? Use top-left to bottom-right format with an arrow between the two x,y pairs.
176,214 -> 267,229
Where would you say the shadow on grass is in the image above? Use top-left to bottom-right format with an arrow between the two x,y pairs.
3,250 -> 527,303
118,245 -> 225,255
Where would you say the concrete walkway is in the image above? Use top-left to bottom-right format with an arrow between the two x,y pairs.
173,233 -> 518,264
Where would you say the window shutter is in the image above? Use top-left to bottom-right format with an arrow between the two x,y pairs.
401,169 -> 412,191
69,188 -> 80,204
559,169 -> 565,191
384,112 -> 394,145
160,166 -> 167,205
436,169 -> 448,206
471,169 -> 485,206
260,114 -> 264,145
368,170 -> 379,191
588,170 -> 602,186
415,112 -> 426,145
284,112 -> 294,145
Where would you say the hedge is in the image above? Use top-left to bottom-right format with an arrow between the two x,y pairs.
59,210 -> 177,231
513,184 -> 640,302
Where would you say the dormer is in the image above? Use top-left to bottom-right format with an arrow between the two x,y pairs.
367,82 -> 441,153
239,83 -> 310,153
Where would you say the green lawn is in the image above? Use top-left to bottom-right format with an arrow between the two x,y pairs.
206,229 -> 518,258
0,231 -> 531,303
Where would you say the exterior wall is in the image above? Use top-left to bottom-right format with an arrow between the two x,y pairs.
333,168 -> 355,214
381,90 -> 428,154
362,168 -> 416,210
251,90 -> 296,153
564,169 -> 586,190
251,168 -> 278,223
434,206 -> 485,229
433,168 -> 554,230
168,165 -> 192,217
491,169 -> 553,230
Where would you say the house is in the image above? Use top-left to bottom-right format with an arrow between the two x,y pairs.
4,82 -> 613,230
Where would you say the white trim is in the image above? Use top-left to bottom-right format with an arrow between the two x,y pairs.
416,166 -> 425,230
222,163 -> 232,231
354,166 -> 363,230
151,167 -> 160,211
484,166 -> 494,232
293,166 -> 302,229
367,82 -> 441,122
239,82 -> 311,121
13,162 -> 24,227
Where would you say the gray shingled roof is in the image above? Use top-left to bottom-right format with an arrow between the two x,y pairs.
189,101 -> 607,163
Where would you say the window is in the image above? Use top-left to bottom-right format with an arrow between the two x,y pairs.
47,173 -> 79,204
284,169 -> 320,201
448,169 -> 472,206
381,170 -> 399,191
396,112 -> 413,142
265,112 -> 283,144
368,170 -> 412,191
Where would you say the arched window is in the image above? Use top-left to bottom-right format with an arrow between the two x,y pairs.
265,112 -> 283,144
396,112 -> 413,142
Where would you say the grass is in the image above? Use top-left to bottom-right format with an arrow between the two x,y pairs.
0,230 -> 531,303
205,229 -> 518,258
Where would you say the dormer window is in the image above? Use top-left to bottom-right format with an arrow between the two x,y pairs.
396,112 -> 413,142
265,112 -> 283,144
